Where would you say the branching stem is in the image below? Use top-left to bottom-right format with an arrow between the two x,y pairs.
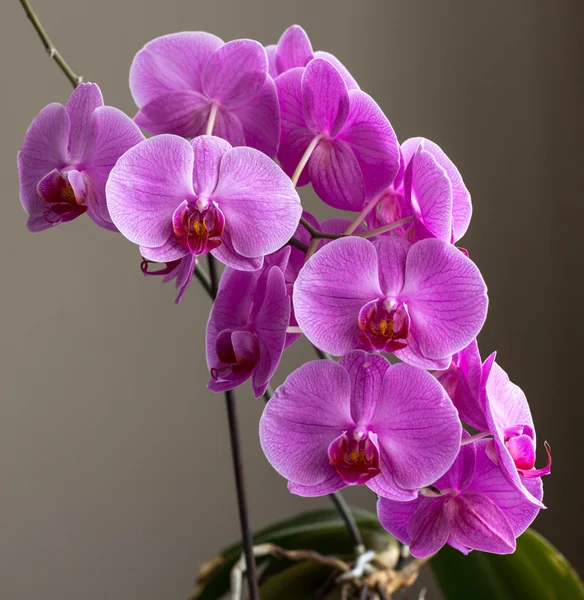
207,255 -> 260,600
18,0 -> 82,88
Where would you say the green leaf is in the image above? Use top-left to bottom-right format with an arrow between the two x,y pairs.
191,507 -> 396,600
259,562 -> 339,600
432,528 -> 584,600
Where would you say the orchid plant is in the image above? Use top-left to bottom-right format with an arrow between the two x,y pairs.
16,4 -> 576,599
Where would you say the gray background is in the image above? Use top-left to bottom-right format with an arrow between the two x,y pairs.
1,1 -> 582,598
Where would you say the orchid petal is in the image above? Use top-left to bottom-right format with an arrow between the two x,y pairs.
232,77 -> 280,158
206,269 -> 255,372
140,237 -> 187,263
408,497 -> 450,558
288,472 -> 346,497
449,491 -> 516,554
338,90 -> 400,203
65,83 -> 103,164
377,496 -> 420,545
372,235 -> 411,298
471,440 -> 542,537
400,238 -> 488,360
83,106 -> 145,174
252,267 -> 290,396
202,39 -> 268,109
367,445 -> 418,501
313,51 -> 359,90
18,103 -> 70,229
434,436 -> 477,492
302,58 -> 349,137
275,67 -> 313,186
276,25 -> 313,73
106,134 -> 194,248
407,147 -> 453,241
293,237 -> 382,356
308,138 -> 365,210
482,362 -> 544,507
339,350 -> 390,425
211,229 -> 264,271
81,106 -> 144,229
213,146 -> 301,258
190,135 -> 231,196
373,363 -> 462,490
422,138 -> 471,242
130,32 -> 223,106
134,90 -> 210,137
259,360 -> 353,489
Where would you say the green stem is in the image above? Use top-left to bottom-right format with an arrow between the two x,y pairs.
18,0 -> 82,88
207,255 -> 260,600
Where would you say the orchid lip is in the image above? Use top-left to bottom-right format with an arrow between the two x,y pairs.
328,430 -> 380,486
172,198 -> 225,256
212,329 -> 260,382
357,297 -> 410,353
37,169 -> 88,225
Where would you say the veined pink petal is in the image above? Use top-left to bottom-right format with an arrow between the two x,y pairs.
422,138 -> 471,242
84,175 -> 118,232
377,496 -> 420,546
288,472 -> 346,497
130,32 -> 223,106
65,83 -> 103,164
140,237 -> 188,263
393,340 -> 452,371
18,103 -> 70,228
434,435 -> 477,492
406,147 -> 453,241
259,360 -> 353,490
372,236 -> 411,298
339,350 -> 390,425
82,106 -> 145,173
302,58 -> 349,137
276,25 -> 313,73
338,90 -> 400,203
367,444 -> 419,501
80,106 -> 144,229
252,267 -> 290,396
437,339 -> 487,431
402,137 -> 472,242
206,269 -> 256,366
213,147 -> 301,258
408,497 -> 450,558
481,362 -> 545,508
313,51 -> 359,90
212,107 -> 246,148
211,229 -> 264,271
265,44 -> 278,78
106,134 -> 195,248
373,363 -> 462,490
293,237 -> 382,356
275,67 -> 313,186
190,135 -> 231,196
232,77 -> 280,158
134,90 -> 210,137
400,238 -> 488,360
449,491 -> 516,554
471,440 -> 543,537
485,362 -> 534,434
202,39 -> 268,109
308,138 -> 365,210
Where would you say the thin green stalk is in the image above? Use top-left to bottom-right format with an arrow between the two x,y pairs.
18,0 -> 82,88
